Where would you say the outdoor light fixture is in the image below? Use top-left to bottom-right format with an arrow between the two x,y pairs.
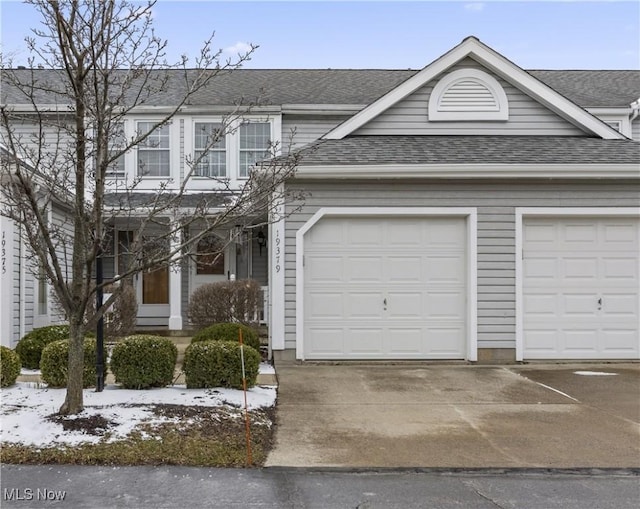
257,230 -> 267,256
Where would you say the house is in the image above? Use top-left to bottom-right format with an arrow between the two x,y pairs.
2,36 -> 639,362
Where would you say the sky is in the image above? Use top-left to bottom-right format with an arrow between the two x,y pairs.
0,1 -> 639,70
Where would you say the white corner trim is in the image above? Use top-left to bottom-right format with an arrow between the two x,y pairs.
428,68 -> 509,121
323,37 -> 624,141
295,207 -> 478,361
270,184 -> 286,351
294,164 -> 640,180
514,207 -> 640,361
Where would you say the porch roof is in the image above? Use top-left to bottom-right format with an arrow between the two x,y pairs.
103,192 -> 233,209
295,135 -> 640,166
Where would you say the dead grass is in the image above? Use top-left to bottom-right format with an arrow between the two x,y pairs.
0,404 -> 276,467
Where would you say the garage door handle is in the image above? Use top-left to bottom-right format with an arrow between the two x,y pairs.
597,297 -> 602,309
383,298 -> 387,306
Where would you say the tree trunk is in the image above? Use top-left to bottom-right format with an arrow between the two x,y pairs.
58,319 -> 85,415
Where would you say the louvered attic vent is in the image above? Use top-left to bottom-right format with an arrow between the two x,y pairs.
428,68 -> 509,121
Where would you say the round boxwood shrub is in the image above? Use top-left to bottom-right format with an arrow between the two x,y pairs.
183,340 -> 260,390
110,335 -> 178,389
1,346 -> 21,387
40,338 -> 105,388
15,325 -> 72,369
191,323 -> 261,352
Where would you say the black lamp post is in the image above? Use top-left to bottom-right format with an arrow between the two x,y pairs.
95,247 -> 104,392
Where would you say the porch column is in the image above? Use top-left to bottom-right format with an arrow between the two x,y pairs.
168,222 -> 183,330
0,215 -> 15,347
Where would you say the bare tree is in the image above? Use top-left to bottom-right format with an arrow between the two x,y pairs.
0,0 -> 300,415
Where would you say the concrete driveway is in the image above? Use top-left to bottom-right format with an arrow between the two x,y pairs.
265,363 -> 640,468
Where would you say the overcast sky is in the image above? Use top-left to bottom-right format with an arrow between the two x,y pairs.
1,1 -> 638,70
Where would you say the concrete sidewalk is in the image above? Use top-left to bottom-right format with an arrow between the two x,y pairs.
265,363 -> 640,468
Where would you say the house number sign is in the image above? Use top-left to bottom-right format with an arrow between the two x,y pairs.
1,230 -> 7,275
274,229 -> 281,273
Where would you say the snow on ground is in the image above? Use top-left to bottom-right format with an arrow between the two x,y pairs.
1,363 -> 277,448
573,370 -> 618,376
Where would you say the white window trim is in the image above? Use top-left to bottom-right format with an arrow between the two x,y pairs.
185,115 -> 281,190
514,207 -> 640,361
132,119 -> 179,188
293,207 -> 478,361
429,68 -> 509,121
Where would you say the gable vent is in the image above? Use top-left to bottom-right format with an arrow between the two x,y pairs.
429,68 -> 509,121
439,80 -> 499,111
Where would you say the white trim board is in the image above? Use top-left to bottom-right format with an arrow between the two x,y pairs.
514,207 -> 640,361
295,207 -> 478,361
323,37 -> 623,141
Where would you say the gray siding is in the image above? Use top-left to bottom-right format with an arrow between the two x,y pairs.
633,118 -> 640,142
355,58 -> 585,136
281,115 -> 350,151
282,181 -> 640,353
11,221 -> 21,345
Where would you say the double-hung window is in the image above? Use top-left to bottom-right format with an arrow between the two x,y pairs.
106,122 -> 126,179
137,122 -> 170,177
194,122 -> 226,177
239,122 -> 271,178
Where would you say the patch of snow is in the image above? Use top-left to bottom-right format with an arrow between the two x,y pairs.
20,368 -> 41,375
573,371 -> 618,376
0,383 -> 276,448
259,362 -> 276,375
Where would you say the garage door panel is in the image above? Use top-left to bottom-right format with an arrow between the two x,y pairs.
348,329 -> 384,354
304,216 -> 467,359
388,256 -> 423,282
602,293 -> 638,316
426,255 -> 466,283
307,328 -> 344,355
387,328 -> 422,354
602,257 -> 637,281
523,216 -> 639,360
386,292 -> 422,319
601,329 -> 638,353
348,292 -> 384,318
347,256 -> 383,282
425,292 -> 466,319
306,292 -> 344,318
426,327 -> 466,355
306,256 -> 343,282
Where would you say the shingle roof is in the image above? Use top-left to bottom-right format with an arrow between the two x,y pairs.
3,68 -> 638,108
103,192 -> 232,209
295,136 -> 640,166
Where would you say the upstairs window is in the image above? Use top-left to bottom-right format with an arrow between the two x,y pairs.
239,122 -> 270,178
106,122 -> 126,179
137,122 -> 170,177
194,122 -> 226,177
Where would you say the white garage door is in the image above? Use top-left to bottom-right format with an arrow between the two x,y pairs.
304,216 -> 467,359
523,217 -> 639,359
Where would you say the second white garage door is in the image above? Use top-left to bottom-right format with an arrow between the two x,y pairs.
303,216 -> 467,359
523,216 -> 639,359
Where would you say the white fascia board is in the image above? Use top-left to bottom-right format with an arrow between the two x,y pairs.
587,107 -> 633,115
294,163 -> 640,179
323,37 -> 625,141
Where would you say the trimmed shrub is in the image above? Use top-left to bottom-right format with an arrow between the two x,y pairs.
15,325 -> 72,369
191,322 -> 260,352
183,340 -> 260,390
110,335 -> 178,389
40,338 -> 106,388
188,279 -> 263,328
0,346 -> 21,387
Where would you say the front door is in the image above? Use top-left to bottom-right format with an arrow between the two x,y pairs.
191,234 -> 230,294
